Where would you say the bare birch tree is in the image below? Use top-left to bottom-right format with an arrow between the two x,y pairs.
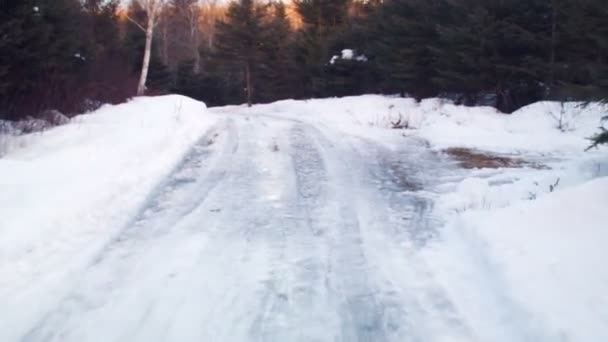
127,0 -> 166,95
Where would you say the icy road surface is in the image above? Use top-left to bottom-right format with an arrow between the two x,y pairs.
16,113 -> 501,342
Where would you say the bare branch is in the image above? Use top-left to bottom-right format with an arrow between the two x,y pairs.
125,13 -> 147,32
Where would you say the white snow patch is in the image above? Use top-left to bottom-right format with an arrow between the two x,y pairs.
213,95 -> 607,341
428,176 -> 608,342
2,93 -> 606,341
216,95 -> 606,155
329,49 -> 368,65
341,49 -> 354,60
421,100 -> 607,154
0,95 -> 214,340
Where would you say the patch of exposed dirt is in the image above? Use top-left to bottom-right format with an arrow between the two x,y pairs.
444,148 -> 548,170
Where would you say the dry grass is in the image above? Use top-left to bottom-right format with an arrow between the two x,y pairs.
444,148 -> 548,170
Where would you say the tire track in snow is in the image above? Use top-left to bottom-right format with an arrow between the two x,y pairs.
94,118 -> 239,257
250,123 -> 335,342
338,131 -> 557,342
82,116 -> 300,342
152,116 -> 297,342
290,124 -> 389,342
304,125 -> 475,342
338,132 -> 478,341
14,111 -> 552,342
368,139 -> 565,342
20,118 -> 240,342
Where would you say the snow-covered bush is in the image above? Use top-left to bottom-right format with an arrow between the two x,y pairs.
586,116 -> 608,151
0,111 -> 70,156
329,49 -> 368,65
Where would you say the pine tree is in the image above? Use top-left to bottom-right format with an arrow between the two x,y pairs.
431,0 -> 550,111
81,0 -> 137,105
146,56 -> 172,92
294,0 -> 350,29
0,0 -> 24,115
173,59 -> 201,97
293,0 -> 351,97
0,0 -> 89,118
587,127 -> 608,150
372,0 -> 441,99
321,0 -> 381,97
124,1 -> 148,67
324,51 -> 376,97
214,0 -> 266,106
586,99 -> 608,151
256,1 -> 297,102
490,0 -> 550,112
431,0 -> 492,104
553,0 -> 608,101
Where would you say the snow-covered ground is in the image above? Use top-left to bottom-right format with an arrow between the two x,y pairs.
0,94 -> 606,341
0,95 -> 216,341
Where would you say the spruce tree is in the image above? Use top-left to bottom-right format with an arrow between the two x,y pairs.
256,1 -> 296,102
324,51 -> 376,97
587,127 -> 608,150
586,99 -> 608,151
554,0 -> 608,101
214,0 -> 265,106
173,60 -> 202,98
0,0 -> 89,118
431,0 -> 492,104
432,0 -> 549,111
372,0 -> 441,99
293,0 -> 350,97
294,0 -> 350,30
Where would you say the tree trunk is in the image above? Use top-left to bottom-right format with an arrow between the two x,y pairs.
193,47 -> 201,74
161,22 -> 169,66
192,24 -> 201,74
137,19 -> 154,96
245,62 -> 252,107
496,83 -> 513,113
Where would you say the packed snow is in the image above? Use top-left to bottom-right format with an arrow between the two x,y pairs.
1,94 -> 606,342
428,176 -> 608,342
0,95 -> 215,341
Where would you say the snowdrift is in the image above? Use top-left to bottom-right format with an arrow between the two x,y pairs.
428,176 -> 608,342
221,95 -> 606,155
0,95 -> 214,310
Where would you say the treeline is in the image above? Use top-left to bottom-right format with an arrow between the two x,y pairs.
1,0 -> 607,120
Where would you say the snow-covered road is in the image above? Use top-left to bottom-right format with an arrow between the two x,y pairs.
14,112 -> 482,342
3,95 -> 607,342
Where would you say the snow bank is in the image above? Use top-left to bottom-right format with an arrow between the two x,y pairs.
228,94 -> 414,128
419,101 -> 606,154
428,176 -> 608,342
1,110 -> 72,156
0,95 -> 213,304
214,95 -> 424,148
217,95 -> 606,155
438,153 -> 608,213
